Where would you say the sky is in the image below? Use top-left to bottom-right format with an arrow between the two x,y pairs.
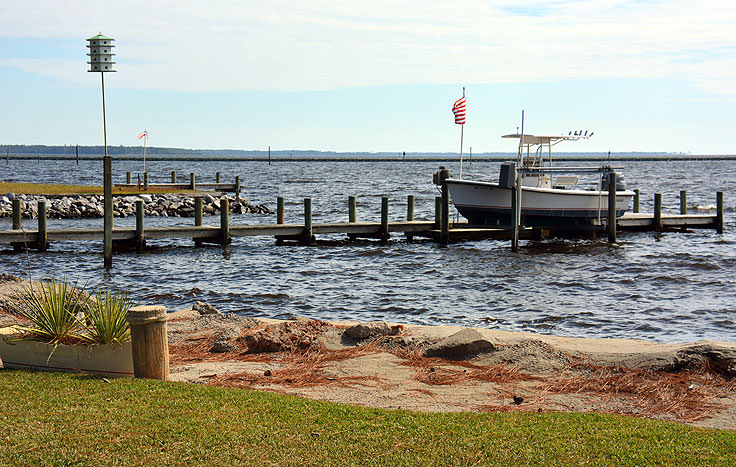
0,0 -> 735,154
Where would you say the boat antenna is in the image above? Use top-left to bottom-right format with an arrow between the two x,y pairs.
518,110 -> 525,166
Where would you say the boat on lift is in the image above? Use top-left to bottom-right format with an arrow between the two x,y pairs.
442,124 -> 636,228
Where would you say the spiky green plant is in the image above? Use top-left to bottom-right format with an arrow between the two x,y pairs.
11,279 -> 88,344
81,288 -> 133,344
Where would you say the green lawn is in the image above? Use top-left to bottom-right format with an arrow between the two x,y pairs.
0,370 -> 734,466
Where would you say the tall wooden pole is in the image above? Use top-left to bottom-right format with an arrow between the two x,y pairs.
102,72 -> 113,268
607,172 -> 617,243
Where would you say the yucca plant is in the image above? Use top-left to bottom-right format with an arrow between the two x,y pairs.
11,279 -> 89,344
80,288 -> 133,344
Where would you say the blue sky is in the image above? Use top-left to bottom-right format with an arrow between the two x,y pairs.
1,0 -> 734,154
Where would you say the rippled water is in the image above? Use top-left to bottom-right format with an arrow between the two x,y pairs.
2,158 -> 734,343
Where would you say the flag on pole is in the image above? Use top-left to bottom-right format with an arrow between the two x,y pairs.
138,130 -> 148,139
452,97 -> 466,125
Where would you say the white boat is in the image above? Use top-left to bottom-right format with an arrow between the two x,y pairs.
444,131 -> 636,228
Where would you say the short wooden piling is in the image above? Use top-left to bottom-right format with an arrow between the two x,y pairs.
380,196 -> 389,243
171,171 -> 177,184
608,172 -> 617,243
37,201 -> 47,252
303,198 -> 314,246
216,172 -> 221,184
654,193 -> 662,232
349,196 -> 357,223
126,172 -> 132,184
716,191 -> 724,234
135,200 -> 145,252
406,195 -> 415,242
277,197 -> 285,224
680,190 -> 687,215
143,172 -> 149,190
194,197 -> 203,247
633,189 -> 640,213
12,199 -> 21,230
235,176 -> 241,199
126,305 -> 169,380
190,173 -> 196,190
220,197 -> 230,244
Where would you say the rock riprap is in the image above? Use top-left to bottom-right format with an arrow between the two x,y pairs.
0,193 -> 271,219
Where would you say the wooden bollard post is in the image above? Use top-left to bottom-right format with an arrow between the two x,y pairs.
348,196 -> 357,222
716,191 -> 724,234
277,197 -> 285,224
190,173 -> 196,190
303,198 -> 314,246
607,172 -> 617,243
220,197 -> 230,244
439,168 -> 450,246
171,171 -> 177,184
405,195 -> 415,242
135,200 -> 145,252
194,197 -> 203,247
126,172 -> 132,184
143,172 -> 149,190
654,193 -> 662,232
235,176 -> 241,199
680,190 -> 687,215
216,172 -> 221,184
380,196 -> 389,243
127,305 -> 169,380
434,196 -> 442,229
37,201 -> 47,252
633,189 -> 640,213
512,172 -> 522,252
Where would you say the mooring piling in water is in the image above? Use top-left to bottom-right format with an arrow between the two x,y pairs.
406,195 -> 415,242
303,197 -> 314,246
194,197 -> 203,247
171,171 -> 177,184
633,189 -> 640,213
380,196 -> 390,244
608,172 -> 617,243
348,196 -> 357,223
37,201 -> 47,252
654,193 -> 663,232
717,191 -> 724,234
680,190 -> 687,215
135,200 -> 145,252
277,197 -> 285,224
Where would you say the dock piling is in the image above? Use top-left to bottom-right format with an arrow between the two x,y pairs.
143,172 -> 149,190
406,195 -> 415,242
608,172 -> 617,243
11,199 -> 21,230
37,201 -> 47,252
126,172 -> 131,184
349,196 -> 357,223
717,191 -> 724,234
216,172 -> 221,184
171,171 -> 177,184
220,198 -> 230,244
633,189 -> 640,213
235,176 -> 241,199
654,193 -> 663,232
135,200 -> 145,252
190,173 -> 196,190
512,172 -> 522,251
277,197 -> 285,224
194,198 -> 203,247
680,190 -> 687,215
380,196 -> 389,243
434,196 -> 442,229
303,198 -> 314,246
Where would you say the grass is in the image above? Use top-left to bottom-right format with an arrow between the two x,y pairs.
0,370 -> 734,466
0,181 -> 193,195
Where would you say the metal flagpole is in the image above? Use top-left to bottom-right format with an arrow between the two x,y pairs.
102,71 -> 112,268
459,87 -> 465,179
143,132 -> 147,174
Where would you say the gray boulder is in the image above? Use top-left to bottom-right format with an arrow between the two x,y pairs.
345,321 -> 400,340
193,301 -> 222,315
423,328 -> 495,359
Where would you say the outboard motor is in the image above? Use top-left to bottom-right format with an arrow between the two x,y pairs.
499,162 -> 516,188
601,171 -> 627,191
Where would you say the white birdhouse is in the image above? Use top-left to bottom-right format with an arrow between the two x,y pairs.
86,34 -> 116,72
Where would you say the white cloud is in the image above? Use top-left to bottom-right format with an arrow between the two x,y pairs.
0,0 -> 734,96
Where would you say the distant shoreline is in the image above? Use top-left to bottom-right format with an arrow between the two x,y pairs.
5,154 -> 736,162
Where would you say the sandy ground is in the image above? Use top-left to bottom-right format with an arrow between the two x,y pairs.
2,275 -> 735,430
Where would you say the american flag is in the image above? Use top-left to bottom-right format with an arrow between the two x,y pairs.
138,130 -> 148,139
452,97 -> 466,125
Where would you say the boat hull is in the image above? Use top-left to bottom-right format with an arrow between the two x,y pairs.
446,179 -> 635,227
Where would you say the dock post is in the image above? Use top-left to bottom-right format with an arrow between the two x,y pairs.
654,193 -> 662,232
440,168 -> 450,246
277,197 -> 285,224
303,198 -> 314,246
380,196 -> 389,244
512,172 -> 522,252
716,191 -> 724,234
194,197 -> 203,247
607,172 -> 617,243
135,200 -> 145,252
171,171 -> 176,184
633,189 -> 640,213
220,197 -> 230,244
143,172 -> 149,190
434,196 -> 442,229
190,173 -> 196,190
235,176 -> 241,199
126,172 -> 131,184
11,199 -> 21,230
216,172 -> 221,184
406,195 -> 414,242
680,190 -> 687,215
127,305 -> 169,380
37,201 -> 47,252
348,196 -> 357,223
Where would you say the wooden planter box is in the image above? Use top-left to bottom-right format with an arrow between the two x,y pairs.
0,327 -> 134,377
